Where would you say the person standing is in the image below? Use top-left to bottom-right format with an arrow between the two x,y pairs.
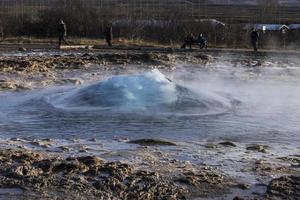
104,23 -> 113,46
181,33 -> 195,49
58,20 -> 69,47
250,28 -> 259,52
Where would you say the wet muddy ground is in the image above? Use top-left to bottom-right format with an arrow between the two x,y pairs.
0,139 -> 299,200
0,47 -> 300,199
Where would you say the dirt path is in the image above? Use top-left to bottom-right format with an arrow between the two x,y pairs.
1,43 -> 300,57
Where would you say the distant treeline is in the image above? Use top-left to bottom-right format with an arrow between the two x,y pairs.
0,0 -> 300,49
0,2 -> 225,43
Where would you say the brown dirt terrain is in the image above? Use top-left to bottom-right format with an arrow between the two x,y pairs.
0,148 -> 233,200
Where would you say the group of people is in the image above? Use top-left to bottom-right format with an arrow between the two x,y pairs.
181,29 -> 260,52
58,20 -> 113,47
181,30 -> 260,52
58,19 -> 260,52
181,33 -> 208,49
58,19 -> 209,49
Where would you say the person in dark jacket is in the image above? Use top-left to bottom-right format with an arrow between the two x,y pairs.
104,23 -> 113,46
181,33 -> 195,49
250,28 -> 259,52
58,20 -> 69,47
195,33 -> 208,49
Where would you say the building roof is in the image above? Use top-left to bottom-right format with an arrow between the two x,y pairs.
288,24 -> 300,29
244,24 -> 290,31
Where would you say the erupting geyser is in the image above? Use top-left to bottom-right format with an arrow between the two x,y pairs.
65,69 -> 177,108
52,69 -> 234,115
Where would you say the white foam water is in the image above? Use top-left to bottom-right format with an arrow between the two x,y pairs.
48,69 -> 234,115
55,69 -> 178,108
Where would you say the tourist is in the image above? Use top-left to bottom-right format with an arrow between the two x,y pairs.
58,20 -> 69,47
181,33 -> 196,49
195,33 -> 208,49
104,23 -> 113,46
250,28 -> 259,52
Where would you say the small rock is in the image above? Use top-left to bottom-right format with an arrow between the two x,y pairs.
255,159 -> 264,165
246,144 -> 270,153
233,197 -> 245,200
89,138 -> 97,142
76,156 -> 103,166
219,141 -> 237,147
237,183 -> 251,190
59,146 -> 70,152
9,137 -> 22,142
128,139 -> 177,146
79,149 -> 88,153
30,139 -> 52,148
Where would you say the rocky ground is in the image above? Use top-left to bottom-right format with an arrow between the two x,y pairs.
0,148 -> 232,200
0,137 -> 299,200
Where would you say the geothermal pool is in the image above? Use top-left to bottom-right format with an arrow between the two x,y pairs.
0,54 -> 300,197
1,61 -> 299,144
